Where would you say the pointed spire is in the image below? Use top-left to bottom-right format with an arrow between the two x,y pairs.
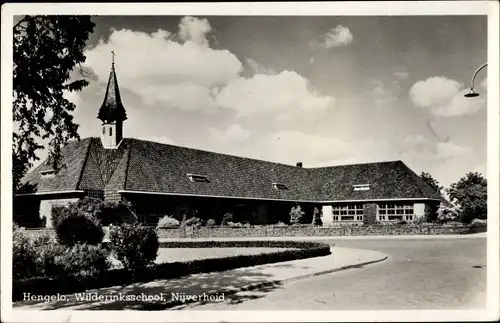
97,51 -> 127,123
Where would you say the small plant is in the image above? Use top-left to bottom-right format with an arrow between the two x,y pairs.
109,225 -> 159,271
275,221 -> 288,227
206,218 -> 216,227
221,213 -> 233,226
228,221 -> 243,228
156,215 -> 180,229
289,205 -> 305,225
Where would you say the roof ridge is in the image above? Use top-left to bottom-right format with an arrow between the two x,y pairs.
308,159 -> 403,170
127,138 -> 311,171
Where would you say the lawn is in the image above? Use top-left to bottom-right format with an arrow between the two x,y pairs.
109,247 -> 293,268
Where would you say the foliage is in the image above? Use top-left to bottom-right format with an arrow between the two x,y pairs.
53,244 -> 110,279
436,203 -> 459,223
275,221 -> 288,227
447,172 -> 487,224
311,207 -> 323,226
424,203 -> 439,223
206,218 -> 216,227
227,221 -> 243,228
108,225 -> 159,270
289,205 -> 305,225
13,16 -> 96,190
156,215 -> 180,229
53,202 -> 104,246
221,212 -> 233,226
185,217 -> 203,228
420,171 -> 444,197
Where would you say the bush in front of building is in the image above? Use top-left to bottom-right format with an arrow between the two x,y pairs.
108,224 -> 159,271
13,225 -> 110,280
53,204 -> 104,246
289,205 -> 305,225
311,207 -> 323,226
206,218 -> 216,227
185,216 -> 203,228
221,212 -> 233,226
156,215 -> 180,229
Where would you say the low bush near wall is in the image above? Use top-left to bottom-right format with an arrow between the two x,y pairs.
12,240 -> 330,301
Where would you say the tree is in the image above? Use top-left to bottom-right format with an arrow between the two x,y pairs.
289,205 -> 305,225
420,171 -> 444,197
13,16 -> 95,190
311,207 -> 323,226
446,172 -> 487,224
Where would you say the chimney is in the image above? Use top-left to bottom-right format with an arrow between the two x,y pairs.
296,162 -> 303,168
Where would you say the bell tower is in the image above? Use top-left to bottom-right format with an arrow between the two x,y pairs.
98,51 -> 127,149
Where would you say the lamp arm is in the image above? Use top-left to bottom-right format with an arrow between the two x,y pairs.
469,63 -> 488,90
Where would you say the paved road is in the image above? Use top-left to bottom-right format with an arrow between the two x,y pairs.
176,237 -> 486,310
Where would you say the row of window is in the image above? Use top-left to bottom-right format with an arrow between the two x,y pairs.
331,203 -> 415,222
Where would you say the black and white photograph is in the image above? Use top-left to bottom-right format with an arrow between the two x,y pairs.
1,2 -> 499,322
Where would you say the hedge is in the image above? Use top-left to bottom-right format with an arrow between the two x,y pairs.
13,240 -> 330,301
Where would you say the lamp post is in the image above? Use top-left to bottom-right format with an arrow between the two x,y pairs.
464,63 -> 488,98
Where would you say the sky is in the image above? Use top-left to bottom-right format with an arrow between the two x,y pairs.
54,15 -> 487,187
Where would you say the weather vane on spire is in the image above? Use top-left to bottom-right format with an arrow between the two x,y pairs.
111,50 -> 115,65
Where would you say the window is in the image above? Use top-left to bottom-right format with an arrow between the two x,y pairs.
377,203 -> 414,221
272,183 -> 289,190
40,169 -> 55,179
109,127 -> 112,136
332,204 -> 364,221
353,184 -> 371,191
187,173 -> 210,183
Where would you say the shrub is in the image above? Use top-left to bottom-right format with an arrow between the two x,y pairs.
312,207 -> 323,226
471,218 -> 487,226
186,217 -> 203,228
206,218 -> 216,227
424,203 -> 439,223
221,212 -> 233,226
437,203 -> 459,223
228,221 -> 243,228
157,215 -> 180,229
275,221 -> 288,227
54,208 -> 104,246
99,200 -> 134,226
289,205 -> 305,225
109,225 -> 159,270
54,244 -> 110,279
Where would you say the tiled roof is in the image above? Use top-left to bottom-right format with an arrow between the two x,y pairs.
18,137 -> 443,202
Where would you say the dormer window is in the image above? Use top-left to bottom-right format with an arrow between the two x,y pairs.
40,169 -> 55,179
353,184 -> 371,191
187,173 -> 209,183
272,183 -> 288,190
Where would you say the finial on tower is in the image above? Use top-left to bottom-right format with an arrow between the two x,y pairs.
111,50 -> 115,66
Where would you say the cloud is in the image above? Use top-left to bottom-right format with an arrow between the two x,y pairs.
393,71 -> 410,80
214,71 -> 334,120
314,25 -> 353,48
245,57 -> 275,75
178,16 -> 212,46
84,26 -> 242,114
309,57 -> 315,64
208,124 -> 251,146
409,76 -> 485,117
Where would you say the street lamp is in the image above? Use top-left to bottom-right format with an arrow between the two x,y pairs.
464,63 -> 488,98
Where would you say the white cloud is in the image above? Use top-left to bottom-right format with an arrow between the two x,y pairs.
245,57 -> 275,75
215,71 -> 334,120
208,124 -> 251,146
309,57 -> 315,64
409,76 -> 485,117
84,27 -> 242,114
178,16 -> 212,47
318,25 -> 353,48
